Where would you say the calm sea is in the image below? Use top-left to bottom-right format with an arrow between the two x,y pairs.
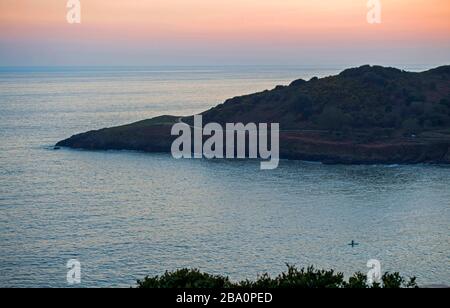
0,66 -> 449,287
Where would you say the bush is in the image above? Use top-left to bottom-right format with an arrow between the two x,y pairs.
289,78 -> 306,87
363,72 -> 388,86
290,94 -> 315,119
137,268 -> 231,288
136,265 -> 418,289
402,118 -> 420,133
440,98 -> 450,108
317,106 -> 353,131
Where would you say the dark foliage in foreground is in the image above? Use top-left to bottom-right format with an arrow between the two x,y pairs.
137,265 -> 418,288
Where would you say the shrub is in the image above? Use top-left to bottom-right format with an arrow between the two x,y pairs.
289,79 -> 307,87
363,72 -> 388,86
136,265 -> 418,289
317,106 -> 353,131
137,268 -> 231,288
290,94 -> 315,119
402,118 -> 420,133
440,98 -> 450,108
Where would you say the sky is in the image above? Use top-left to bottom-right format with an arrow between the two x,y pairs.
0,0 -> 449,67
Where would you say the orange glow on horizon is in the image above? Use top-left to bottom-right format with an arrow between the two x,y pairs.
1,0 -> 449,42
0,0 -> 449,66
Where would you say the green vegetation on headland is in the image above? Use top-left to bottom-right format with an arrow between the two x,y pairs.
136,265 -> 418,288
57,65 -> 450,164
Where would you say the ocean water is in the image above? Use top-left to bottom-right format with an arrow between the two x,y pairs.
0,66 -> 449,288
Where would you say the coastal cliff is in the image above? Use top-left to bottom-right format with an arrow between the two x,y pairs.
56,65 -> 450,164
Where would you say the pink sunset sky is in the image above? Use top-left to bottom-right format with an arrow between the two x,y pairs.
0,0 -> 449,66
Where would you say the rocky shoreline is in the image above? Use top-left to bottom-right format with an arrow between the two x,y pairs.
56,116 -> 450,164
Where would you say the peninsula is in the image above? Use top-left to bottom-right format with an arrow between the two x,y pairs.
56,65 -> 450,164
